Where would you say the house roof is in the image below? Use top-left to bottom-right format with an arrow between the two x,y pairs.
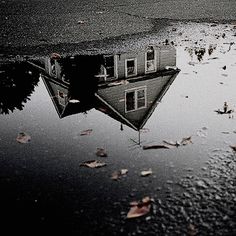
42,68 -> 179,130
95,69 -> 180,131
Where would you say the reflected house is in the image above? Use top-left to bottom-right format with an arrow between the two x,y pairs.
40,45 -> 179,130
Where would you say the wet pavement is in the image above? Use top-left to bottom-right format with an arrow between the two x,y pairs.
1,2 -> 236,236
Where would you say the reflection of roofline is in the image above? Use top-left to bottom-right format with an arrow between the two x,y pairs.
98,68 -> 178,89
94,93 -> 139,131
41,74 -> 69,118
139,69 -> 180,130
96,68 -> 180,131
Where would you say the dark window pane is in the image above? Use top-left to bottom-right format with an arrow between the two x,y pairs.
106,67 -> 114,77
147,47 -> 155,60
127,60 -> 135,76
137,89 -> 146,108
105,56 -> 114,67
126,91 -> 135,111
137,98 -> 145,108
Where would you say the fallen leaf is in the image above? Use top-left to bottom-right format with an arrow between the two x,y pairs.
188,223 -> 198,236
78,20 -> 85,24
222,131 -> 230,134
144,136 -> 192,150
127,196 -> 152,219
111,169 -> 128,180
143,144 -> 170,150
141,169 -> 153,177
180,136 -> 193,145
96,148 -> 108,157
80,160 -> 106,168
163,140 -> 180,147
80,129 -> 93,136
16,132 -> 31,144
230,145 -> 236,152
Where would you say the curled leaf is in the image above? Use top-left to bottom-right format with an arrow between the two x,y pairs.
80,129 -> 93,136
143,144 -> 169,150
163,140 -> 180,147
111,169 -> 128,180
127,196 -> 152,219
16,132 -> 31,144
80,160 -> 106,168
180,136 -> 192,145
141,169 -> 153,177
230,145 -> 236,152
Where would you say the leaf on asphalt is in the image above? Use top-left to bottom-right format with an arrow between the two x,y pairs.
141,169 -> 153,177
143,144 -> 170,150
127,196 -> 153,219
111,169 -> 128,180
180,136 -> 193,145
163,140 -> 180,147
143,136 -> 193,150
16,132 -> 31,144
78,20 -> 85,24
188,223 -> 198,236
80,129 -> 93,136
96,148 -> 108,157
230,145 -> 236,152
80,160 -> 106,168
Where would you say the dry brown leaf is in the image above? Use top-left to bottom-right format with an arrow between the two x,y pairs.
163,140 -> 180,147
180,136 -> 193,145
141,169 -> 153,177
127,196 -> 152,219
111,169 -> 128,180
96,148 -> 108,157
16,132 -> 31,144
143,144 -> 170,150
230,145 -> 236,152
80,160 -> 106,168
188,223 -> 198,236
80,129 -> 93,136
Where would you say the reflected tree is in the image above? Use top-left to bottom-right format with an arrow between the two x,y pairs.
0,61 -> 39,114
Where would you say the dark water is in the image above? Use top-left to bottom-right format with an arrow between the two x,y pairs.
0,23 -> 236,235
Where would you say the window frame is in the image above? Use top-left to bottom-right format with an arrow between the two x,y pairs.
125,86 -> 147,113
145,46 -> 157,74
125,58 -> 137,78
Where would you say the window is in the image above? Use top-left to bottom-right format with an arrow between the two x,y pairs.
145,46 -> 156,73
104,55 -> 115,78
125,87 -> 146,112
125,58 -> 137,77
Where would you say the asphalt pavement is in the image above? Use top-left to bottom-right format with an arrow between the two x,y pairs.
1,0 -> 236,56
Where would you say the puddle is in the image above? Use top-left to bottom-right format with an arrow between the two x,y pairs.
0,22 -> 236,235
